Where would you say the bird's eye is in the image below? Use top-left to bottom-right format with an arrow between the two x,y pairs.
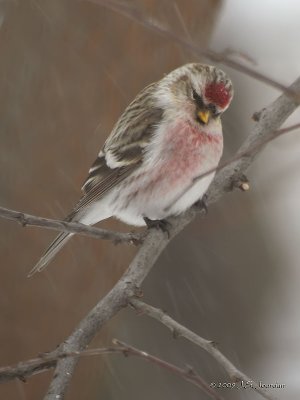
209,104 -> 216,114
192,89 -> 204,108
208,103 -> 221,117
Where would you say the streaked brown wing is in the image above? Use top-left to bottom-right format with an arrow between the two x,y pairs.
68,82 -> 164,219
67,158 -> 138,220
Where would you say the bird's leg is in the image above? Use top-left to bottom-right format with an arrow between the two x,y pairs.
193,193 -> 208,214
143,217 -> 171,238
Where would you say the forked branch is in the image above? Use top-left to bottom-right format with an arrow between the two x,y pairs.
130,299 -> 277,400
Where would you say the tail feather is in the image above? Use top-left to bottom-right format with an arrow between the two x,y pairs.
28,232 -> 73,277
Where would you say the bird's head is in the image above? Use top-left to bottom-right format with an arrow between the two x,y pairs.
158,63 -> 233,126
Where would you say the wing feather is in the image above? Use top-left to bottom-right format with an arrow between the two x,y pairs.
69,82 -> 164,219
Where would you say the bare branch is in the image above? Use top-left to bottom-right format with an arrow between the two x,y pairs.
113,339 -> 224,400
130,299 -> 277,400
43,73 -> 300,399
86,0 -> 300,103
0,342 -> 223,400
44,226 -> 170,399
0,347 -> 122,383
0,206 -> 142,245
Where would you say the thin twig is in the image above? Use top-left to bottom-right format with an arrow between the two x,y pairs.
0,206 -> 142,245
86,0 -> 300,103
0,343 -> 223,400
130,299 -> 277,400
0,347 -> 123,383
173,2 -> 192,42
113,339 -> 224,400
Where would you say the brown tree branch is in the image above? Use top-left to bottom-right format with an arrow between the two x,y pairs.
0,342 -> 223,400
130,299 -> 277,400
0,206 -> 142,245
43,73 -> 300,399
86,0 -> 300,103
0,347 -> 122,383
113,339 -> 224,400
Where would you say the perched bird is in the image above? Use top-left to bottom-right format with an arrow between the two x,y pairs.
29,63 -> 233,276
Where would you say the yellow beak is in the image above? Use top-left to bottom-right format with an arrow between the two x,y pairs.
198,110 -> 210,125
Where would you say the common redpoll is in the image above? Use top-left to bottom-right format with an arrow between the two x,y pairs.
29,63 -> 233,276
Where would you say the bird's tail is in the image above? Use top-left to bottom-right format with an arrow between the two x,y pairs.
28,232 -> 74,277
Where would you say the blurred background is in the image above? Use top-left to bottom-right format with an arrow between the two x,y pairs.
0,0 -> 300,399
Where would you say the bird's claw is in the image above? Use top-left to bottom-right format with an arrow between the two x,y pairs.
143,217 -> 171,238
194,194 -> 208,214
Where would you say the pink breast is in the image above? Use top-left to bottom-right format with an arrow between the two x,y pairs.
148,120 -> 223,194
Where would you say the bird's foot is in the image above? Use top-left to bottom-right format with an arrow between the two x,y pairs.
194,194 -> 208,214
143,217 -> 171,238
